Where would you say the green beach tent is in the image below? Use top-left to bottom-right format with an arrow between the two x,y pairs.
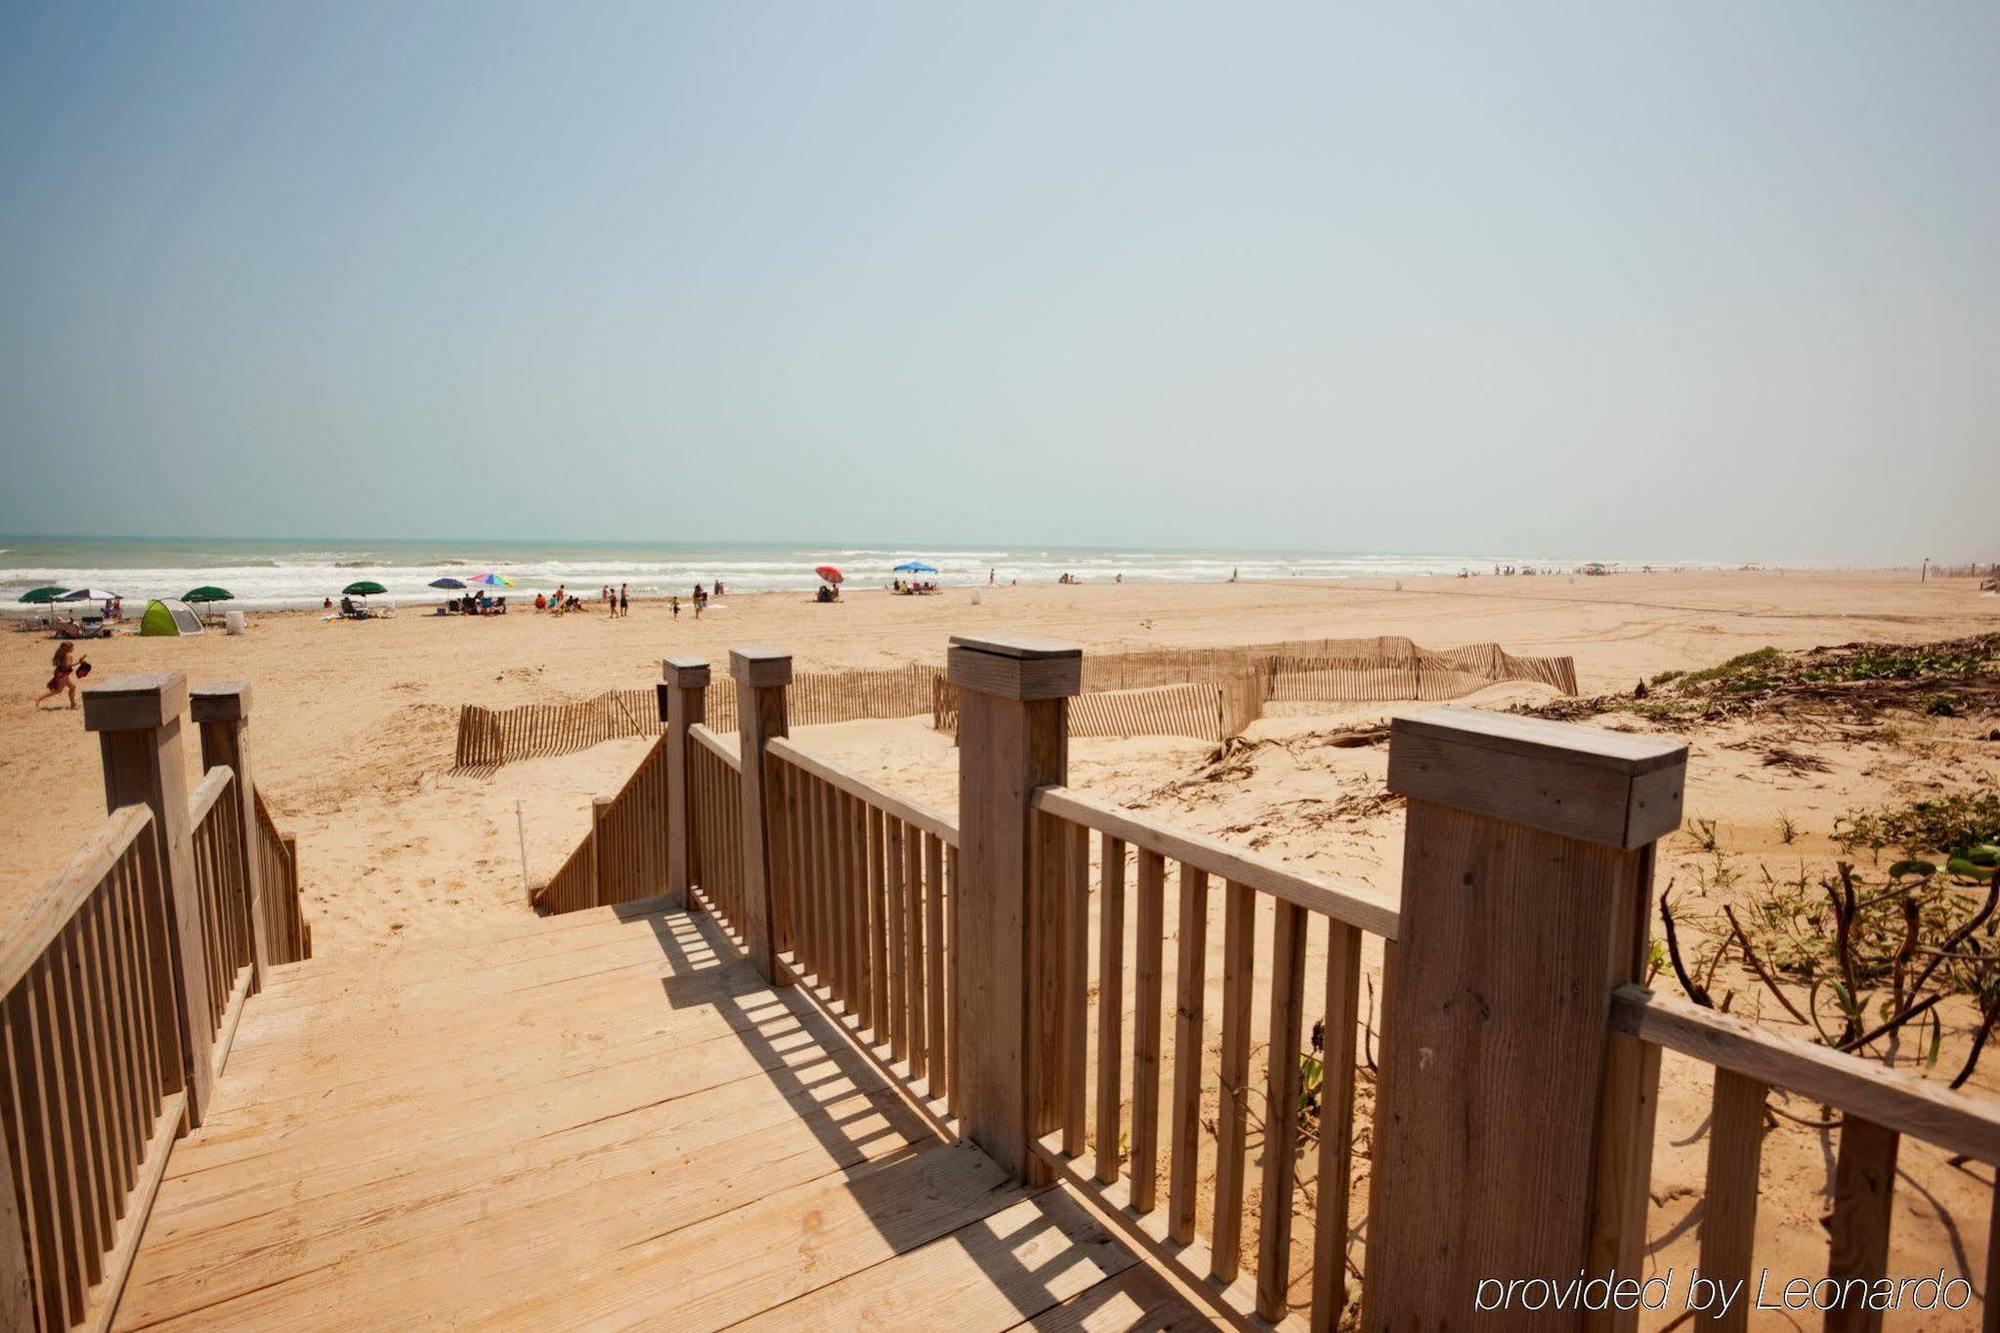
139,599 -> 204,636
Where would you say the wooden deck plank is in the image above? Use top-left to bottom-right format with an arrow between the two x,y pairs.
1012,1262 -> 1219,1332
731,1188 -> 1137,1332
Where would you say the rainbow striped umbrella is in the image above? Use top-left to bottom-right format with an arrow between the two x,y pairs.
467,572 -> 514,587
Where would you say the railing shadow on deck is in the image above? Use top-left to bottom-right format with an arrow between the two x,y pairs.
618,892 -> 1165,1328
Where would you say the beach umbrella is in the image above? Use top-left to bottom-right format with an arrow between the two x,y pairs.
467,572 -> 514,588
58,587 -> 120,602
342,580 -> 388,597
17,586 -> 67,604
892,561 -> 936,575
183,586 -> 234,604
814,565 -> 843,585
429,577 -> 467,590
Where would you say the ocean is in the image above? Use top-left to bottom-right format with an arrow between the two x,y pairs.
0,536 -> 1668,612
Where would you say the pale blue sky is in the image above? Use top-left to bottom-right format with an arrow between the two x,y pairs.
1,2 -> 1994,562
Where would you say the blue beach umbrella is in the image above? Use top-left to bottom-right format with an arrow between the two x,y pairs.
892,561 -> 937,575
429,577 -> 467,590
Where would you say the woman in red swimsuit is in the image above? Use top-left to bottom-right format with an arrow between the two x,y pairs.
36,642 -> 88,710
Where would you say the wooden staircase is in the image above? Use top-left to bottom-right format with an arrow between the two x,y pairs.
111,898 -> 1205,1330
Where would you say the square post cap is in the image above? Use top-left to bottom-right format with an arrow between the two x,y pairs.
1386,706 -> 1688,849
663,657 -> 711,688
83,672 -> 188,732
729,647 -> 793,688
190,681 -> 253,723
947,635 -> 1082,702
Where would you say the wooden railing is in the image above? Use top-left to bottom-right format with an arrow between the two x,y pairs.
1024,786 -> 1397,1326
687,726 -> 743,929
525,636 -> 2000,1327
186,769 -> 254,1082
0,806 -> 183,1333
1609,986 -> 2000,1330
2,672 -> 306,1331
764,737 -> 958,1109
251,792 -> 310,964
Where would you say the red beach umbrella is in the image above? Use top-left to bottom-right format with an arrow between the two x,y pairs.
814,565 -> 843,585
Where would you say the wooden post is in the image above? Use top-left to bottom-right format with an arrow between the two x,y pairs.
730,647 -> 791,986
948,634 -> 1081,1182
1363,707 -> 1686,1330
189,682 -> 270,985
590,797 -> 612,907
83,672 -> 216,1126
661,658 -> 708,911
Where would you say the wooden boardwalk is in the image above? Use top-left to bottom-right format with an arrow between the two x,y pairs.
111,899 -> 1206,1330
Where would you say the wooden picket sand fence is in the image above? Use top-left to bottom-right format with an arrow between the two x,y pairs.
521,637 -> 2000,1330
454,665 -> 945,770
462,640 -> 1575,771
1,678 -> 308,1332
933,638 -> 1579,745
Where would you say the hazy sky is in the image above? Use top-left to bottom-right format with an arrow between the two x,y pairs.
1,3 -> 1994,562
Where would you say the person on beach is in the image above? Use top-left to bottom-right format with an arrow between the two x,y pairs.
36,643 -> 87,710
619,583 -> 629,617
670,595 -> 680,620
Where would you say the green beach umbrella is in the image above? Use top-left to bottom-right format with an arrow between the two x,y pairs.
184,586 -> 235,604
341,580 -> 388,597
17,586 -> 67,604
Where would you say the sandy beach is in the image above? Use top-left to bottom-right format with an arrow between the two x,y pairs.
5,568 -> 1985,934
7,566 -> 1998,1323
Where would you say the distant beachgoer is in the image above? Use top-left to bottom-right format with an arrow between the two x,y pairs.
1229,567 -> 1238,583
535,592 -> 547,611
37,643 -> 86,709
1115,573 -> 1122,584
670,596 -> 680,620
988,568 -> 995,585
714,580 -> 725,598
619,583 -> 629,617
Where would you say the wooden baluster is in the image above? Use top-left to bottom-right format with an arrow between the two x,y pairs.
1168,864 -> 1210,1244
874,807 -> 894,1046
905,824 -> 927,1085
1310,919 -> 1362,1333
923,831 -> 945,1098
949,635 -> 1080,1181
1698,1069 -> 1766,1333
883,814 -> 904,1057
945,843 -> 962,1118
1129,848 -> 1166,1215
1061,820 -> 1089,1159
852,792 -> 871,1019
1257,898 -> 1308,1320
813,776 -> 833,992
1826,1116 -> 1900,1333
1094,835 -> 1127,1186
1211,879 -> 1256,1283
836,789 -> 857,1009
